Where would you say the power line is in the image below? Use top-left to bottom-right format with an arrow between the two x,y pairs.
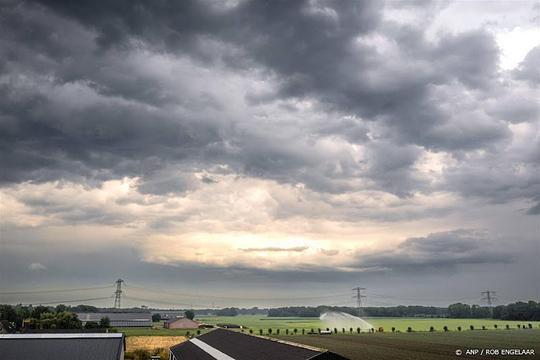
126,283 -> 351,301
0,285 -> 112,295
25,296 -> 114,306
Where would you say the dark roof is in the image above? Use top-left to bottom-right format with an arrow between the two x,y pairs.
170,329 -> 349,360
0,333 -> 124,360
77,312 -> 152,327
170,341 -> 216,360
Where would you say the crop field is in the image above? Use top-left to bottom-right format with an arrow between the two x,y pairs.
125,336 -> 186,352
195,315 -> 540,332
275,329 -> 540,360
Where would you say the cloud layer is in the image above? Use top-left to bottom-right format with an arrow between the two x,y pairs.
0,0 -> 539,305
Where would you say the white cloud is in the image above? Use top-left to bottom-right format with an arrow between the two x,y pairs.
28,262 -> 47,271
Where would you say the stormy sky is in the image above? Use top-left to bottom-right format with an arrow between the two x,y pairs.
0,0 -> 539,309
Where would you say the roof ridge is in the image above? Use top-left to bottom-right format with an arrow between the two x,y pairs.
217,329 -> 326,353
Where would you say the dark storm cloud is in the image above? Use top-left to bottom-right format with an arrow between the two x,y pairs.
0,0 -> 538,205
353,229 -> 512,271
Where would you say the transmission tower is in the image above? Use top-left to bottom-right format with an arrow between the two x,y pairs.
352,287 -> 366,317
481,290 -> 497,306
114,279 -> 124,309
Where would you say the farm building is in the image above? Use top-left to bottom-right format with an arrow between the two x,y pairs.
0,333 -> 125,360
164,317 -> 200,329
76,312 -> 152,327
153,310 -> 185,320
169,328 -> 349,360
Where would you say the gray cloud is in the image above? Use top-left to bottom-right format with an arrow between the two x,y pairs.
353,229 -> 513,271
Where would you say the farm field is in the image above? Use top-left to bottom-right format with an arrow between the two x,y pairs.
193,315 -> 540,332
275,329 -> 540,360
126,336 -> 186,352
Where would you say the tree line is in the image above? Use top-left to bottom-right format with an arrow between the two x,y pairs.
0,304 -> 111,333
267,301 -> 540,320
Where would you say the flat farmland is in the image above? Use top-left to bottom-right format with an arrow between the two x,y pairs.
192,315 -> 540,332
126,336 -> 186,352
275,329 -> 540,360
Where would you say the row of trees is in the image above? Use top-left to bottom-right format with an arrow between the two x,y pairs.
267,305 -> 447,318
493,301 -> 540,321
0,304 -> 110,332
267,301 -> 540,320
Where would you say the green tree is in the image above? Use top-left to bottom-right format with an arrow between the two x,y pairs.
99,316 -> 111,328
185,310 -> 195,320
152,313 -> 161,322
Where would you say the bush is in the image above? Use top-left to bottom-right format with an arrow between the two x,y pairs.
357,327 -> 361,334
528,323 -> 532,329
378,327 -> 384,332
494,324 -> 498,329
392,327 -> 396,332
407,327 -> 412,333
197,330 -> 201,335
285,329 -> 289,335
276,329 -> 280,335
506,325 -> 510,330
302,329 -> 305,335
333,328 -> 338,334
429,326 -> 435,332
341,328 -> 345,333
457,326 -> 462,331
469,325 -> 474,330
443,326 -> 448,332
268,328 -> 272,335
249,329 -> 253,334
294,328 -> 298,334
259,329 -> 263,335
482,326 -> 486,330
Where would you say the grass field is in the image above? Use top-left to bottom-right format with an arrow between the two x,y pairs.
117,315 -> 540,336
196,315 -> 540,332
275,329 -> 540,360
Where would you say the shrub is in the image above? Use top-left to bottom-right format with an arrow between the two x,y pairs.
407,327 -> 412,333
481,326 -> 486,330
268,328 -> 272,335
443,326 -> 448,332
528,323 -> 532,329
391,327 -> 396,332
506,325 -> 510,330
276,329 -> 280,335
429,326 -> 435,332
294,328 -> 298,334
186,331 -> 190,337
259,329 -> 263,335
342,328 -> 345,333
333,328 -> 338,334
457,326 -> 462,331
378,327 -> 384,332
249,329 -> 253,334
302,329 -> 305,334
469,325 -> 474,331
349,327 -> 353,333
357,327 -> 361,334
494,324 -> 498,329
517,324 -> 521,329
318,328 -> 321,333
286,329 -> 289,335
197,330 -> 201,335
